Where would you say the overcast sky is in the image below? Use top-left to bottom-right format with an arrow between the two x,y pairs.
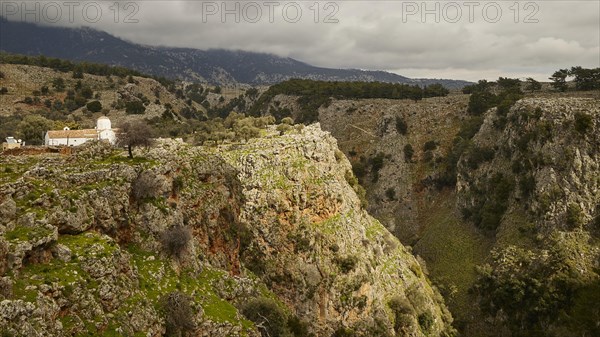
3,0 -> 599,81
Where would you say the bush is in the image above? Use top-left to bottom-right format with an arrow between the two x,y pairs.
125,101 -> 146,114
574,112 -> 593,135
72,69 -> 83,79
566,203 -> 584,229
465,146 -> 495,170
131,171 -> 162,200
389,296 -> 415,333
418,312 -> 434,334
335,255 -> 358,273
464,173 -> 514,231
86,100 -> 102,113
423,140 -> 437,151
468,90 -> 497,115
369,152 -> 386,183
473,245 -> 580,336
242,298 -> 289,337
0,87 -> 7,95
161,226 -> 192,258
162,291 -> 195,336
395,116 -> 408,135
79,86 -> 93,99
404,144 -> 414,162
385,188 -> 396,200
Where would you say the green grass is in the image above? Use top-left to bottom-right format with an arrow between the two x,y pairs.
5,224 -> 54,243
0,158 -> 39,183
412,191 -> 493,322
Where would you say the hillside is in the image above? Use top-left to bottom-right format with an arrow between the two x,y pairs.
0,18 -> 470,88
2,59 -> 599,336
248,80 -> 600,335
0,124 -> 456,336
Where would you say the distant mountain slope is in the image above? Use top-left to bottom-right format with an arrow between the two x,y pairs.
0,18 -> 470,88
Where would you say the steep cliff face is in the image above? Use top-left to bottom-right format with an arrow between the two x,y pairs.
455,97 -> 600,336
0,125 -> 453,336
458,97 -> 600,236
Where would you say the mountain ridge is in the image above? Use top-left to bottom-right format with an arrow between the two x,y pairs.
0,18 -> 470,88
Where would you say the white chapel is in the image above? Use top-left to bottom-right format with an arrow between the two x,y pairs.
45,116 -> 117,146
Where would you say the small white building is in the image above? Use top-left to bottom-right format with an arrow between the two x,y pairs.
45,116 -> 117,146
2,137 -> 23,150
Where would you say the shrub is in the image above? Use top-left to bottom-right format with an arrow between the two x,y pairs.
519,174 -> 536,198
418,312 -> 434,334
125,101 -> 146,114
389,296 -> 415,333
86,100 -> 102,113
385,188 -> 396,200
0,87 -> 7,95
468,90 -> 497,115
72,69 -> 83,79
161,226 -> 192,258
172,176 -> 184,195
395,116 -> 408,135
79,86 -> 93,99
403,144 -> 414,163
369,152 -> 386,183
242,298 -> 289,337
131,171 -> 162,200
423,140 -> 437,151
466,173 -> 514,231
52,78 -> 65,92
335,255 -> 358,273
287,316 -> 311,337
566,203 -> 584,229
276,123 -> 292,135
352,161 -> 367,179
574,112 -> 593,135
332,327 -> 356,337
465,145 -> 495,170
162,291 -> 195,336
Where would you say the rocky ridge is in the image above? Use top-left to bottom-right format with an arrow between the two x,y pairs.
0,124 -> 453,336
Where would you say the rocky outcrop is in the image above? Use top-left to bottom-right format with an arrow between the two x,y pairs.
0,125 -> 453,336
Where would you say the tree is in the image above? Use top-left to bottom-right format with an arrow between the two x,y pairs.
52,77 -> 65,92
79,86 -> 93,99
161,292 -> 196,336
395,116 -> 408,135
570,66 -> 600,91
525,78 -> 542,92
17,114 -> 53,145
125,101 -> 146,114
423,83 -> 449,97
118,120 -> 155,158
549,69 -> 569,92
403,144 -> 414,162
242,297 -> 290,337
72,69 -> 83,79
497,77 -> 521,92
86,100 -> 102,113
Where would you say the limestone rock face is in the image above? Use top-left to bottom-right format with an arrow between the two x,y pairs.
0,124 -> 452,336
456,97 -> 600,235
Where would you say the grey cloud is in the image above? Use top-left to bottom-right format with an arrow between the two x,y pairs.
8,0 -> 599,81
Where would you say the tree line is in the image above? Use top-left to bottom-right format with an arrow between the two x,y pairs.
549,66 -> 600,91
249,79 -> 450,123
0,52 -> 174,88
